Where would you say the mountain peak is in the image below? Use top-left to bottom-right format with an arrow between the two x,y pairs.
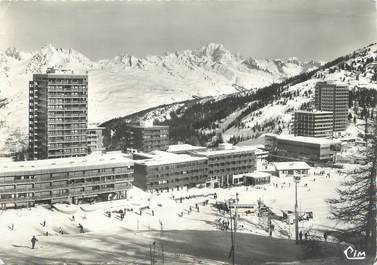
25,44 -> 94,73
198,43 -> 232,63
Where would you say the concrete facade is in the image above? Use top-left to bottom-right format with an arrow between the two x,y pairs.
0,153 -> 134,209
124,124 -> 169,153
87,126 -> 105,153
133,151 -> 208,191
264,134 -> 341,162
293,110 -> 334,137
315,81 -> 349,132
193,144 -> 257,188
29,68 -> 88,160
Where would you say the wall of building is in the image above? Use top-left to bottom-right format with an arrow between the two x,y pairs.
315,82 -> 349,132
29,72 -> 88,160
265,134 -> 340,162
0,162 -> 133,209
197,149 -> 257,188
87,128 -> 105,153
134,159 -> 208,192
124,125 -> 169,152
293,112 -> 333,137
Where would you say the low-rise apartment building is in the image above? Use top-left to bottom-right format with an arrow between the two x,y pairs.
293,110 -> 334,137
123,121 -> 169,153
264,133 -> 341,162
0,152 -> 134,209
193,143 -> 257,188
133,151 -> 208,191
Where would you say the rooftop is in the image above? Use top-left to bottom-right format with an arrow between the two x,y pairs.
134,151 -> 207,166
194,145 -> 257,156
0,152 -> 134,175
167,144 -> 207,153
127,124 -> 169,129
265,134 -> 341,145
315,80 -> 348,88
273,161 -> 311,171
295,110 -> 333,115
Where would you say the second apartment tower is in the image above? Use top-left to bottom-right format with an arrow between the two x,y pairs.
315,81 -> 349,132
29,68 -> 88,160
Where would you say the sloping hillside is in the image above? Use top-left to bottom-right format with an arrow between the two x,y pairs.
0,43 -> 319,154
102,43 -> 377,149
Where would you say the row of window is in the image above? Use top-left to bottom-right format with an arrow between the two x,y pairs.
148,176 -> 204,187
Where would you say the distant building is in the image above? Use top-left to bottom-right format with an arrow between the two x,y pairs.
0,152 -> 134,209
133,151 -> 208,191
273,161 -> 311,178
315,81 -> 349,132
264,134 -> 341,162
29,68 -> 88,160
193,143 -> 257,188
123,121 -> 169,153
233,172 -> 271,186
87,126 -> 105,153
293,110 -> 334,137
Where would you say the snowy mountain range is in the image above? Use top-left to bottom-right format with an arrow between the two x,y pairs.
0,43 -> 321,153
103,43 -> 377,149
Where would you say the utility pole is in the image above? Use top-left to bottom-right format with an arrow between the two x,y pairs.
293,175 -> 301,244
161,242 -> 165,264
229,206 -> 234,265
234,203 -> 237,265
228,199 -> 236,265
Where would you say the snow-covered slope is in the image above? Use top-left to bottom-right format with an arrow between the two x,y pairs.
0,43 -> 320,154
105,43 -> 377,148
223,43 -> 377,142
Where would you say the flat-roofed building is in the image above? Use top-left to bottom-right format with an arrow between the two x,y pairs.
0,152 -> 134,209
264,133 -> 341,162
233,172 -> 271,186
193,143 -> 257,188
123,121 -> 169,153
166,144 -> 207,154
87,126 -> 105,153
133,151 -> 208,191
293,110 -> 333,137
315,81 -> 349,132
273,161 -> 311,178
29,68 -> 88,160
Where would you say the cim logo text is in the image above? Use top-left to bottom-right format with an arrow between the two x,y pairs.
344,246 -> 366,260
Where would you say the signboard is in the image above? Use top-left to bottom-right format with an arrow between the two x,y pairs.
293,176 -> 301,183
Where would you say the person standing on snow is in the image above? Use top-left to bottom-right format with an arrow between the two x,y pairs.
31,235 -> 38,249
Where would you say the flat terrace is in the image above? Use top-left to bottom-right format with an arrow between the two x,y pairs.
0,152 -> 134,176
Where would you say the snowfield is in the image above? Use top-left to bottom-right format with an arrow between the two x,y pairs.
0,163 -> 353,264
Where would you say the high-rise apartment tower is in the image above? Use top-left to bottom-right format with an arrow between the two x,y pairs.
29,68 -> 88,160
315,81 -> 349,132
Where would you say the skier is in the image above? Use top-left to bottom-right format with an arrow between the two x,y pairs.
31,235 -> 38,249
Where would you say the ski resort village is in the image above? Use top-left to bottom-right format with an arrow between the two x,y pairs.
0,40 -> 375,265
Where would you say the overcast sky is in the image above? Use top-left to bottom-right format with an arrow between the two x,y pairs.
0,0 -> 376,61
